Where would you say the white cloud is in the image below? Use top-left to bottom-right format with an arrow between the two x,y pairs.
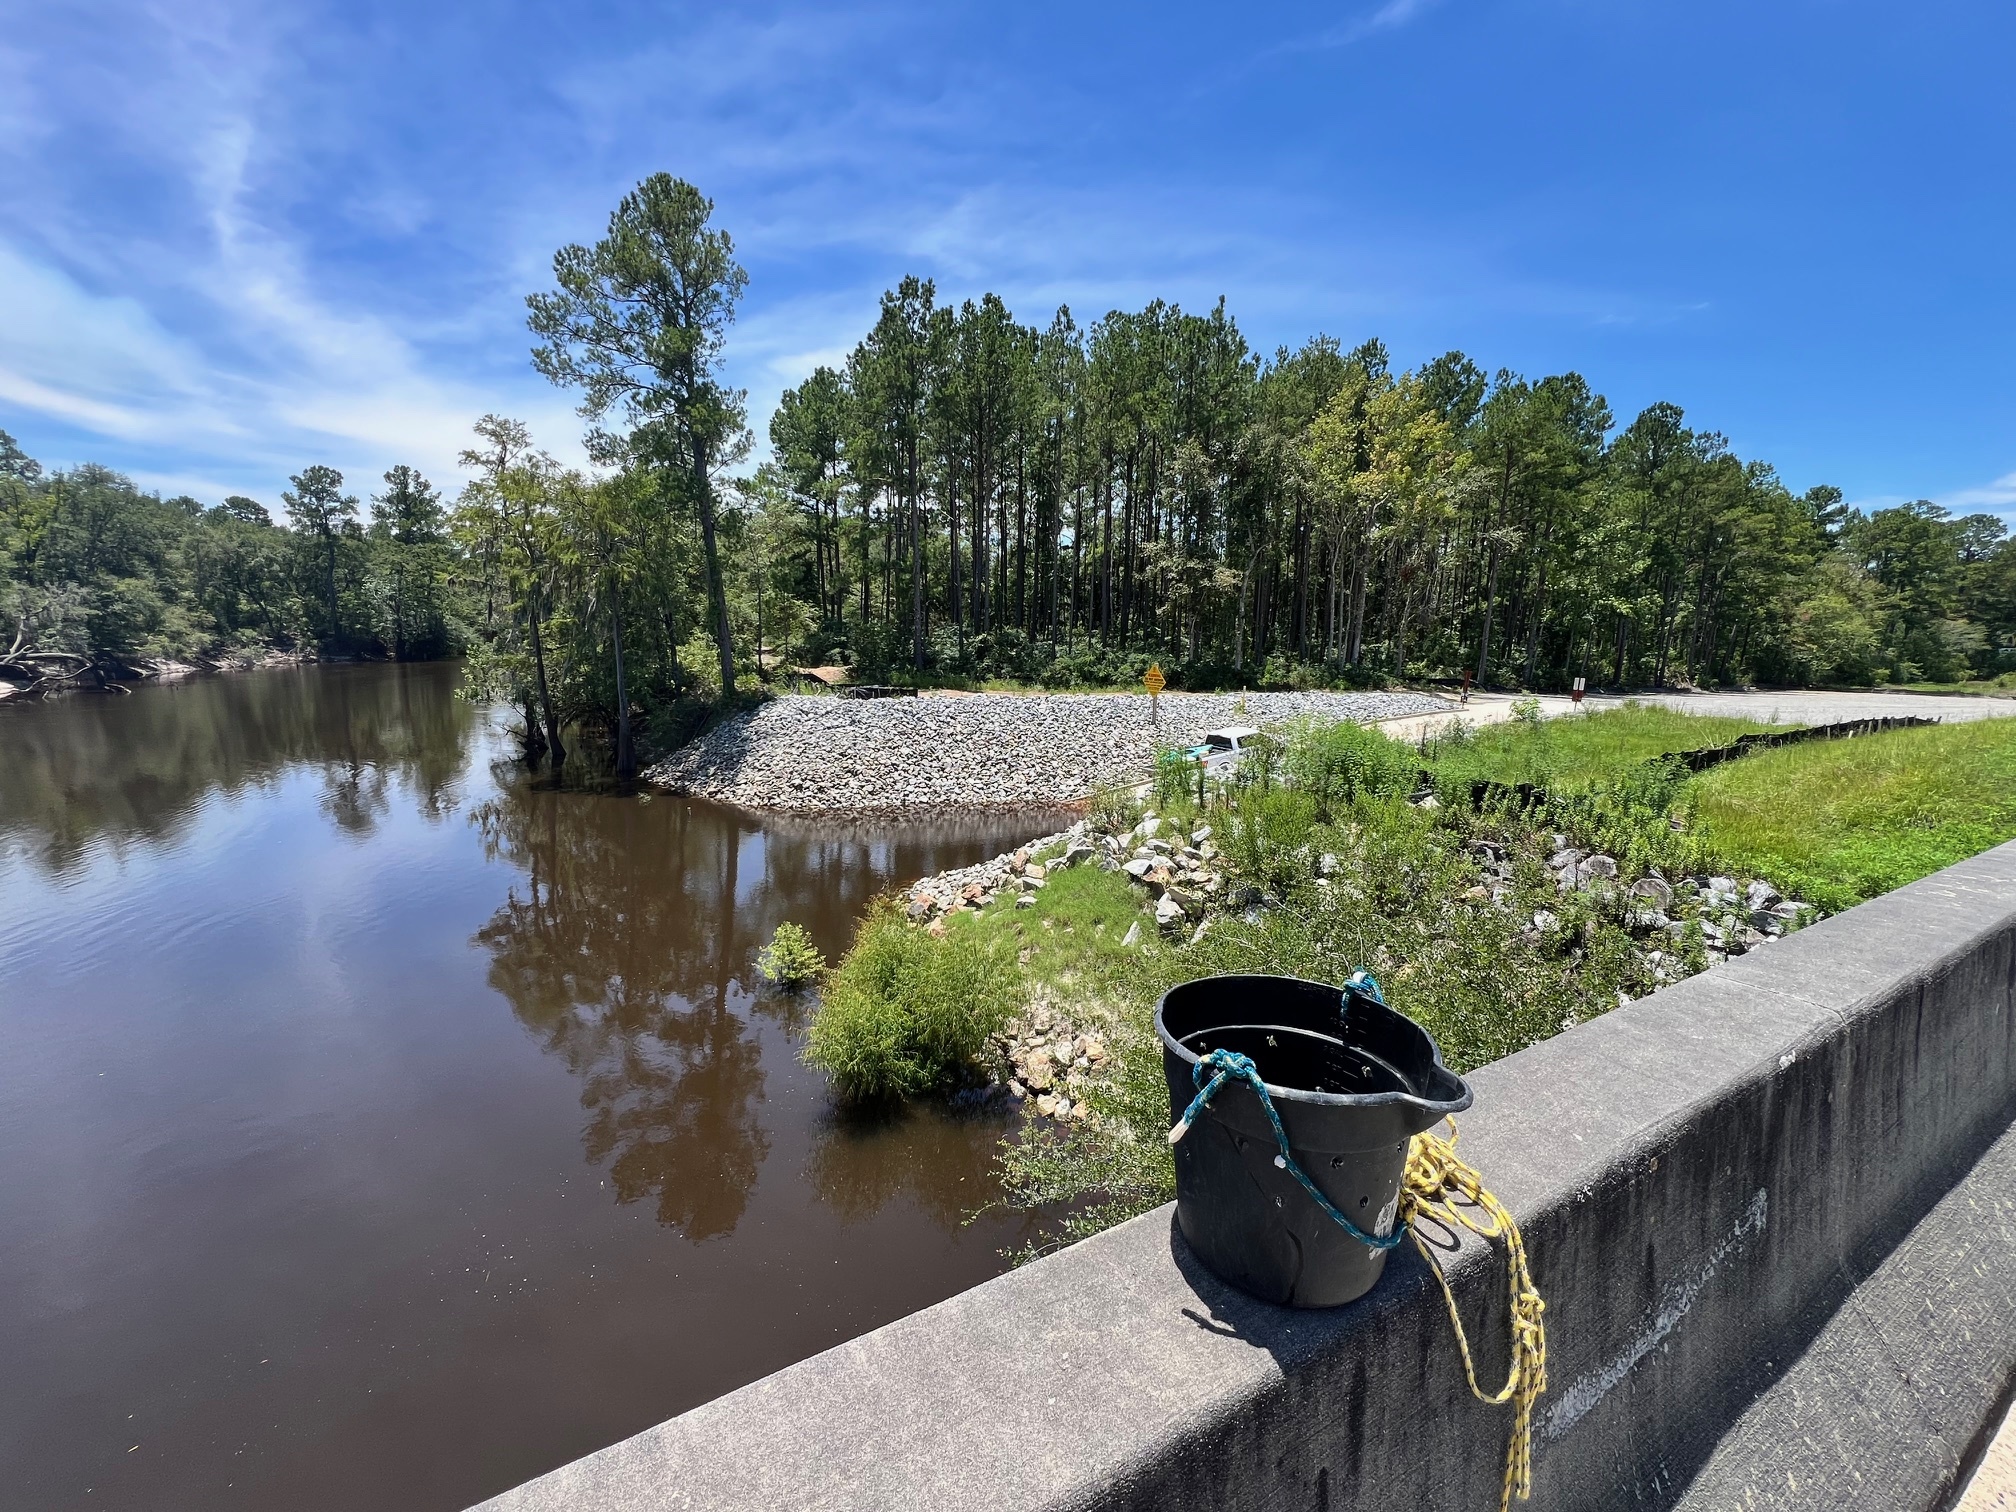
1238,0 -> 1449,68
1363,0 -> 1439,34
1943,474 -> 2016,531
0,240 -> 234,439
0,232 -> 582,494
1941,470 -> 2016,514
1846,472 -> 2016,528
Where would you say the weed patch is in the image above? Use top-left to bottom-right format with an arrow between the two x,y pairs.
998,783 -> 1665,1253
801,706 -> 2016,1256
755,921 -> 825,989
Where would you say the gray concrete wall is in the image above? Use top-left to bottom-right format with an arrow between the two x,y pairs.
472,842 -> 2016,1512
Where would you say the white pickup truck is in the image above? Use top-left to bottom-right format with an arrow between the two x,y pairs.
1183,725 -> 1263,780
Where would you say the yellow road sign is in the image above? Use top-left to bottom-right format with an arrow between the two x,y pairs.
1144,664 -> 1166,695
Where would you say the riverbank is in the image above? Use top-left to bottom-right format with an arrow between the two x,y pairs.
891,788 -> 1807,1128
807,707 -> 2016,1251
644,690 -> 1450,811
0,646 -> 361,703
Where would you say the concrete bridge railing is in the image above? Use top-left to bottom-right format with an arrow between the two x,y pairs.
474,841 -> 2016,1512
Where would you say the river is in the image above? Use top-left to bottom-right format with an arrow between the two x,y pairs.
0,662 -> 1061,1512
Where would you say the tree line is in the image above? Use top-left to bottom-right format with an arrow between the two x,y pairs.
0,431 -> 458,686
5,173 -> 2012,766
768,283 -> 2014,694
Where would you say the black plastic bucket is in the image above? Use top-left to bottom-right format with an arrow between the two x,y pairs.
1157,974 -> 1473,1308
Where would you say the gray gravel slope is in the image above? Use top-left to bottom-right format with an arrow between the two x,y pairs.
646,690 -> 1450,811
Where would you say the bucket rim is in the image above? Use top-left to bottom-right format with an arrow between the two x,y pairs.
1154,972 -> 1473,1116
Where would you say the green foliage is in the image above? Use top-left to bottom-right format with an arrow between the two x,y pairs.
1087,781 -> 1139,834
753,284 -> 2014,694
0,439 -> 463,667
998,791 -> 1650,1251
528,174 -> 751,702
804,901 -> 1020,1102
978,707 -> 2016,1253
17,180 -> 2016,742
1221,787 -> 1321,896
1425,702 -> 1782,794
1531,757 -> 1700,877
1279,716 -> 1418,817
948,861 -> 1158,1001
755,921 -> 826,990
990,710 -> 2016,1253
1152,746 -> 1198,809
1690,720 -> 2016,910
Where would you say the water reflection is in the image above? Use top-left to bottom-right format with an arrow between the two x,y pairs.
804,1102 -> 1013,1230
472,794 -> 772,1240
0,662 -> 1064,1512
0,662 -> 475,870
470,782 -> 1071,1242
321,757 -> 394,835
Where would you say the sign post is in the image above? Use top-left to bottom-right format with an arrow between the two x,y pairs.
1144,663 -> 1165,729
1572,675 -> 1586,706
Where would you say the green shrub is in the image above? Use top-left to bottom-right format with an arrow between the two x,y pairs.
1152,746 -> 1198,809
804,902 -> 1019,1102
999,790 -> 1642,1254
1087,781 -> 1140,834
755,921 -> 825,989
1281,717 -> 1420,819
1221,786 -> 1321,896
998,712 -> 2016,1258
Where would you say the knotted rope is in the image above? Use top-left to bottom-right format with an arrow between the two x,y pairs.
1166,976 -> 1547,1512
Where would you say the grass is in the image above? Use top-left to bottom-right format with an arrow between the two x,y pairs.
1425,702 -> 1788,793
800,702 -> 2016,1255
991,782 -> 1671,1251
1688,719 -> 2016,910
948,860 -> 1158,998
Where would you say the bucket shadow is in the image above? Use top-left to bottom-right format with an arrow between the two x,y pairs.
1165,1203 -> 1509,1382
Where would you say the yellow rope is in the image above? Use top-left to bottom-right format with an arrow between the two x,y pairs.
1399,1119 -> 1548,1512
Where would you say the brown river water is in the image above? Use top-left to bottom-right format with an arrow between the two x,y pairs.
0,662 -> 1063,1512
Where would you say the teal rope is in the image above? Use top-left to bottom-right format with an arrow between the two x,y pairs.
1344,969 -> 1386,1006
1168,977 -> 1404,1254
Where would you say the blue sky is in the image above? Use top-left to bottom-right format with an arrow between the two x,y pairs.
2,0 -> 2011,521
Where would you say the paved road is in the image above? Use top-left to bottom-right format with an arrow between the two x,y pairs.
1606,688 -> 2016,724
1372,687 -> 2016,742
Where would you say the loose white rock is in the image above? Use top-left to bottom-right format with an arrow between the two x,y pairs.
645,690 -> 1449,810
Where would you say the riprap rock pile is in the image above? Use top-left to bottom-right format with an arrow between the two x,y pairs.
645,690 -> 1449,811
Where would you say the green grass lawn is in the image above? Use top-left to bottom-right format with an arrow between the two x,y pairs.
1426,702 -> 1789,792
1687,719 -> 2016,910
